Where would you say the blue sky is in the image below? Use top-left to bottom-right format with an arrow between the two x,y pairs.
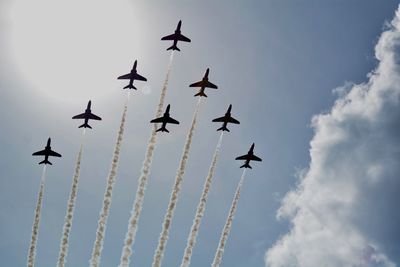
0,1 -> 399,267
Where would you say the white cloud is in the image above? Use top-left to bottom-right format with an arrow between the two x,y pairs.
265,7 -> 400,267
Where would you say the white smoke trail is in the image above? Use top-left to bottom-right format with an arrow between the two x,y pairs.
90,95 -> 129,267
211,169 -> 247,267
156,50 -> 174,119
119,51 -> 175,267
151,98 -> 203,267
180,132 -> 224,267
56,131 -> 86,267
27,165 -> 47,267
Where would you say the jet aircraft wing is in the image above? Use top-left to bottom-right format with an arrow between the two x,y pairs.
72,113 -> 86,119
227,117 -> 240,124
118,73 -> 132,80
250,155 -> 262,161
189,81 -> 204,87
205,81 -> 218,89
150,117 -> 165,123
161,33 -> 176,41
212,116 -> 226,123
32,150 -> 47,156
166,117 -> 179,124
49,150 -> 62,157
89,113 -> 102,120
235,155 -> 249,160
178,34 -> 191,42
134,73 -> 147,81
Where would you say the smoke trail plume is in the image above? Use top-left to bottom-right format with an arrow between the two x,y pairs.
119,51 -> 175,267
211,169 -> 246,267
151,98 -> 202,267
57,131 -> 85,267
180,132 -> 224,267
27,165 -> 47,267
90,97 -> 129,267
156,51 -> 175,118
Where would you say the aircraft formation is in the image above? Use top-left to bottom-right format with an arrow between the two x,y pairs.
28,20 -> 262,267
32,101 -> 261,167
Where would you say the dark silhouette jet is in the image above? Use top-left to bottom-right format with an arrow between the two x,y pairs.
32,138 -> 62,165
150,104 -> 179,133
161,20 -> 191,51
118,60 -> 147,89
212,105 -> 240,132
189,68 -> 218,97
235,143 -> 262,169
72,100 -> 102,129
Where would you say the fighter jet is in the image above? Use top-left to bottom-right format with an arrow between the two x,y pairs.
189,68 -> 218,97
32,138 -> 62,165
161,20 -> 191,51
72,100 -> 102,129
150,104 -> 179,133
117,60 -> 147,89
235,143 -> 262,169
212,105 -> 240,132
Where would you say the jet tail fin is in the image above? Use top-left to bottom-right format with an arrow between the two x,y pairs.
123,84 -> 137,90
240,163 -> 252,169
79,123 -> 92,129
217,126 -> 230,132
39,159 -> 52,165
167,44 -> 180,51
156,127 -> 169,133
194,91 -> 207,97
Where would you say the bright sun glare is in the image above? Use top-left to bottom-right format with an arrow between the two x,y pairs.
9,0 -> 141,103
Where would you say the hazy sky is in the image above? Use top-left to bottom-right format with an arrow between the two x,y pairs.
1,1 -> 399,267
